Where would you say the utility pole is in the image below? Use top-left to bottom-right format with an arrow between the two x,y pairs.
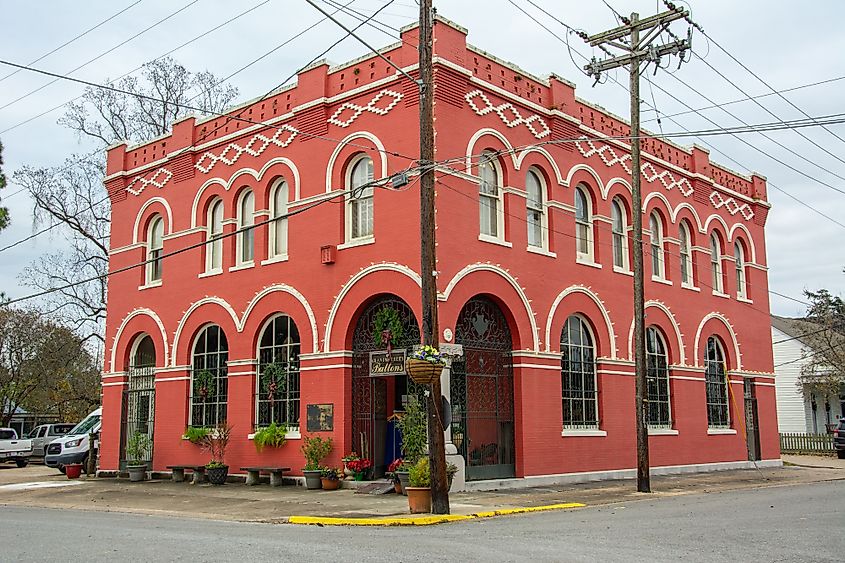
584,6 -> 691,494
418,0 -> 449,514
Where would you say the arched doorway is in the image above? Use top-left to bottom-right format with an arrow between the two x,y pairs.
351,295 -> 422,477
122,334 -> 156,468
451,296 -> 515,480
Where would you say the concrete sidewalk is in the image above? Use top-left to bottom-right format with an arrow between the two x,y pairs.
0,461 -> 842,525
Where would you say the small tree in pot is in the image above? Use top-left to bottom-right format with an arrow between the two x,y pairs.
199,423 -> 232,485
301,435 -> 332,489
407,456 -> 432,514
395,396 -> 427,495
125,432 -> 151,482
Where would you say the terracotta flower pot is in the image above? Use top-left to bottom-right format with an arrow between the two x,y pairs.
406,487 -> 432,514
393,480 -> 402,494
65,463 -> 83,479
405,358 -> 445,386
321,478 -> 341,490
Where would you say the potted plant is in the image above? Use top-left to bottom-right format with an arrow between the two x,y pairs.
396,397 -> 427,495
301,435 -> 333,489
125,431 -> 151,482
346,457 -> 372,481
320,466 -> 343,490
183,426 -> 210,444
199,423 -> 231,485
341,451 -> 360,478
406,456 -> 431,514
387,458 -> 403,494
405,345 -> 445,385
253,422 -> 288,452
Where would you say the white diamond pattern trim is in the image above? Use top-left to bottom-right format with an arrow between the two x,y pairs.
126,168 -> 173,196
709,191 -> 755,220
575,138 -> 694,197
194,126 -> 299,174
465,90 -> 551,139
327,89 -> 403,128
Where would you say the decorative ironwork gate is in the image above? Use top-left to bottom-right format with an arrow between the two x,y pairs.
121,367 -> 155,468
351,296 -> 422,476
451,296 -> 515,480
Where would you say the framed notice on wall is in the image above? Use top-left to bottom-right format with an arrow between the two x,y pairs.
306,403 -> 334,432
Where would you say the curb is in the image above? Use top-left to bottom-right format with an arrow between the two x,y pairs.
288,502 -> 586,526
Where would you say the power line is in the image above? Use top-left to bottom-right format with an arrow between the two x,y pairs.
0,0 -> 144,84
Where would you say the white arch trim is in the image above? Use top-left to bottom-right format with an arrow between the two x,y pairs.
441,263 -> 540,352
545,285 -> 616,358
324,263 -> 422,353
565,164 -> 605,196
693,312 -> 742,370
671,202 -> 705,233
171,297 -> 241,367
642,191 -> 673,214
728,222 -> 758,263
703,213 -> 731,236
625,301 -> 686,365
110,308 -> 169,373
464,128 -> 518,173
602,177 -> 632,200
241,284 -> 319,353
325,131 -> 388,194
190,177 -> 228,228
515,146 -> 565,186
132,197 -> 173,244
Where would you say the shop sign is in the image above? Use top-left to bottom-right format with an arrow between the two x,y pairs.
369,349 -> 406,377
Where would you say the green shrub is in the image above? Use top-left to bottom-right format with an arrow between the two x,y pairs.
301,435 -> 333,470
183,426 -> 210,444
397,397 -> 427,464
253,422 -> 288,452
409,456 -> 430,487
125,432 -> 151,465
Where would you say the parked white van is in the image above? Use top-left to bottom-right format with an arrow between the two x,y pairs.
44,407 -> 101,474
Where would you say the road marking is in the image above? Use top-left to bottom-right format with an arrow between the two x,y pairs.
0,481 -> 86,491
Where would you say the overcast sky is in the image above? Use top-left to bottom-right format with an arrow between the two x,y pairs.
1,0 -> 843,318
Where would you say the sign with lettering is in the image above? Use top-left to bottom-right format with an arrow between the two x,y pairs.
369,350 -> 407,377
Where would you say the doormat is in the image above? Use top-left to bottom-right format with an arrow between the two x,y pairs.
354,481 -> 396,495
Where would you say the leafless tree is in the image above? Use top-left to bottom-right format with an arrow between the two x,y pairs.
797,286 -> 845,400
14,58 -> 238,345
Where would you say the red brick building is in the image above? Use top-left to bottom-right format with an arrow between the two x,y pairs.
100,17 -> 780,488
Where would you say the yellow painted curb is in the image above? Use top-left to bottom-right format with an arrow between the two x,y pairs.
288,502 -> 585,526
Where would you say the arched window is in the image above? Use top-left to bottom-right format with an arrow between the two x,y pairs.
191,325 -> 228,427
679,221 -> 693,286
646,327 -> 671,428
734,242 -> 747,298
270,179 -> 288,258
704,336 -> 729,428
649,212 -> 665,279
237,190 -> 255,264
146,216 -> 164,283
575,187 -> 593,260
561,315 -> 598,429
130,335 -> 156,370
526,169 -> 545,248
127,335 -> 156,439
611,198 -> 629,270
478,151 -> 501,237
257,315 -> 301,429
710,234 -> 723,293
348,155 -> 374,240
206,199 -> 224,272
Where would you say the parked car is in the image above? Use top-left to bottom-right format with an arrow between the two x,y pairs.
27,423 -> 77,457
45,408 -> 101,474
0,428 -> 33,468
833,418 -> 845,459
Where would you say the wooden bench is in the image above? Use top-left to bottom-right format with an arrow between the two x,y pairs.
240,466 -> 291,487
167,465 -> 207,484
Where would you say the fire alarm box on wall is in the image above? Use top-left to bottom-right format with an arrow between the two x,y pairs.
321,245 -> 336,264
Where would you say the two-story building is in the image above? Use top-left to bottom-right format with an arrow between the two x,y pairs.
99,17 -> 780,488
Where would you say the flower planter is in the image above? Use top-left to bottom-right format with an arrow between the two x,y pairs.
321,478 -> 341,490
303,469 -> 323,490
396,470 -> 410,495
406,487 -> 432,514
127,464 -> 147,482
406,358 -> 445,386
65,463 -> 83,479
207,465 -> 229,485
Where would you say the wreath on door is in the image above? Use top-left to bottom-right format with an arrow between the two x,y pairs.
374,307 -> 404,354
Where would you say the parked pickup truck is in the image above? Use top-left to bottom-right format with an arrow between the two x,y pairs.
27,423 -> 76,457
0,428 -> 32,468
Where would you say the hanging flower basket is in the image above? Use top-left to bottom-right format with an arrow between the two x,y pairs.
406,346 -> 446,386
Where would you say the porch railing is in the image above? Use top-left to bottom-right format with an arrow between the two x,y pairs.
779,432 -> 834,454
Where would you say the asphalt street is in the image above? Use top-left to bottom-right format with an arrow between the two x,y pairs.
1,480 -> 841,562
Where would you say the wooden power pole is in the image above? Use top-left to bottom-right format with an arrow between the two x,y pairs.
418,0 -> 450,514
584,6 -> 691,494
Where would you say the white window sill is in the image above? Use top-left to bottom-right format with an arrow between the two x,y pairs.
613,266 -> 633,276
229,262 -> 255,272
681,283 -> 700,292
526,246 -> 556,258
737,295 -> 753,304
478,234 -> 512,248
247,430 -> 301,440
648,428 -> 679,436
711,291 -> 730,299
338,236 -> 375,250
575,257 -> 602,269
261,254 -> 289,266
561,428 -> 607,437
198,269 -> 223,279
707,428 -> 737,435
651,276 -> 672,286
138,280 -> 162,291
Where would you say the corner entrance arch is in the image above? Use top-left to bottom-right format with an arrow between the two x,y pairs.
451,296 -> 515,480
121,334 -> 156,469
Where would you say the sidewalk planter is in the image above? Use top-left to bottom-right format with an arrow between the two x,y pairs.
303,469 -> 323,490
321,478 -> 341,490
207,465 -> 229,485
65,463 -> 83,479
406,487 -> 432,513
396,471 -> 410,495
127,464 -> 147,482
405,358 -> 444,386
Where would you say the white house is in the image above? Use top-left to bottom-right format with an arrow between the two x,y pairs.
772,315 -> 844,434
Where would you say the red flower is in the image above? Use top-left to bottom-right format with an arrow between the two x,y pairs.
347,458 -> 372,473
388,458 -> 403,473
